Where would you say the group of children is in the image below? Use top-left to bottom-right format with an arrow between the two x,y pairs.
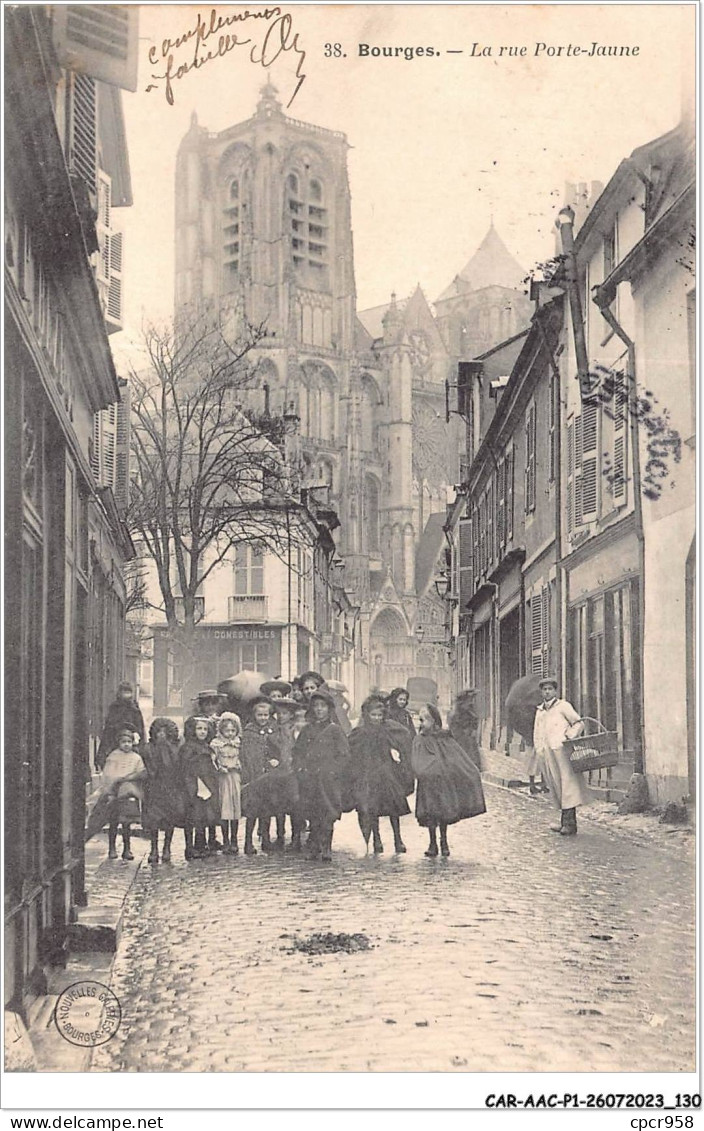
93,673 -> 488,863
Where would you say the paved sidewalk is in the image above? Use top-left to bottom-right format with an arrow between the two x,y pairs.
480,748 -> 695,853
27,833 -> 150,1071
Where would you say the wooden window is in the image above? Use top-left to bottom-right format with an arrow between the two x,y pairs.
234,545 -> 264,595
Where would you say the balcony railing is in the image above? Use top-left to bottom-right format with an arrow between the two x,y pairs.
228,595 -> 268,622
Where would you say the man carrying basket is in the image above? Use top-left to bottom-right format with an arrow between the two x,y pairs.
533,676 -> 591,836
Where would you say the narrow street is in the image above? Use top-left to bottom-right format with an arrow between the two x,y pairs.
93,785 -> 695,1073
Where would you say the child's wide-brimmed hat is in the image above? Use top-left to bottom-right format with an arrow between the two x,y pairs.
538,675 -> 559,689
260,679 -> 292,697
272,697 -> 299,714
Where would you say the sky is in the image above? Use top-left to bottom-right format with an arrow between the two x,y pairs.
112,2 -> 693,361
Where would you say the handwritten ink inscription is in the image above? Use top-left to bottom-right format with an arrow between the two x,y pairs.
146,7 -> 307,108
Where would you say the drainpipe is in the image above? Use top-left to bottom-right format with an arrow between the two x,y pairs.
534,304 -> 564,691
556,206 -> 591,398
593,299 -> 646,778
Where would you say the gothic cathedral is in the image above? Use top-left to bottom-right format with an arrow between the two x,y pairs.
173,81 -> 531,704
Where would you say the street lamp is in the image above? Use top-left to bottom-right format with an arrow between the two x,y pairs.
434,572 -> 450,600
414,624 -> 425,643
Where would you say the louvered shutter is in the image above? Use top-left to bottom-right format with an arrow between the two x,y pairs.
497,458 -> 506,551
68,72 -> 97,196
574,413 -> 584,526
549,373 -> 557,482
487,480 -> 494,569
566,418 -> 574,532
52,6 -> 139,92
530,593 -> 543,674
612,376 -> 627,502
106,232 -> 123,329
96,171 -> 111,284
472,504 -> 479,584
541,584 -> 550,674
581,401 -> 599,520
91,412 -> 102,481
525,402 -> 537,512
458,517 -> 474,609
506,445 -> 514,541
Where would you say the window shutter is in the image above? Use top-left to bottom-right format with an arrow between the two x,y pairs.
541,584 -> 550,674
530,593 -> 543,674
549,373 -> 557,482
574,413 -> 584,526
612,435 -> 626,501
106,231 -> 123,329
68,72 -> 97,196
497,458 -> 506,551
566,418 -> 574,532
525,402 -> 537,512
458,517 -> 474,609
487,480 -> 494,569
612,375 -> 627,503
96,171 -> 111,284
506,445 -> 514,541
52,6 -> 139,92
581,401 -> 599,520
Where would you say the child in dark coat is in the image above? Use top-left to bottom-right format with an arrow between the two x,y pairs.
292,691 -> 350,861
240,697 -> 282,855
180,717 -> 220,859
143,718 -> 185,864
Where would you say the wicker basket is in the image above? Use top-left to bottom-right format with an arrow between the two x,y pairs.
567,717 -> 620,773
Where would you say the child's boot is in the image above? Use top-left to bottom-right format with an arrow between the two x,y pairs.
260,818 -> 273,853
208,825 -> 222,852
372,818 -> 384,854
321,824 -> 333,862
162,828 -> 173,863
122,824 -> 134,861
274,814 -> 286,851
148,831 -> 159,864
244,818 -> 257,855
108,824 -> 118,860
230,820 -> 239,855
184,824 -> 194,860
390,815 -> 406,853
221,822 -> 231,853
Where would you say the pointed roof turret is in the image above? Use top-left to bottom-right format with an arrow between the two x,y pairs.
436,225 -> 526,302
256,76 -> 283,117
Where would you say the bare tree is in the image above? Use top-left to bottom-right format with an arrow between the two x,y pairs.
125,309 -> 307,700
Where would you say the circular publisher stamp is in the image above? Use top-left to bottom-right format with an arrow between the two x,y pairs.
54,980 -> 121,1047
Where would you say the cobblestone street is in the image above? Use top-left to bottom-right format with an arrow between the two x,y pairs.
93,785 -> 695,1073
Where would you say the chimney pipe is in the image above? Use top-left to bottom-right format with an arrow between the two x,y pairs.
556,205 -> 591,398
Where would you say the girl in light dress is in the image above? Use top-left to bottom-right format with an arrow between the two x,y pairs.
210,712 -> 243,854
